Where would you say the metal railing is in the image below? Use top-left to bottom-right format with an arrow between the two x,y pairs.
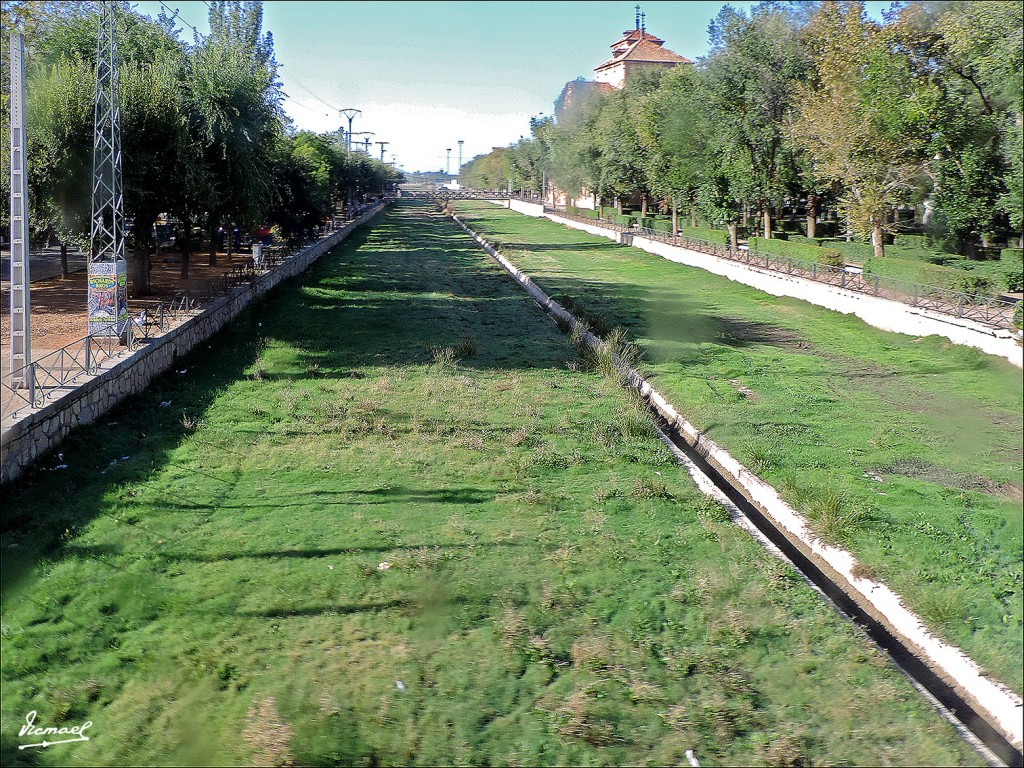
545,208 -> 1020,331
1,205 -> 386,422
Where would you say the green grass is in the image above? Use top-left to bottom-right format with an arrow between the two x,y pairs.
452,200 -> 1024,696
0,202 -> 982,766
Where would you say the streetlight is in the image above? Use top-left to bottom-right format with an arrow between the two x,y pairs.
376,140 -> 390,162
339,108 -> 360,151
446,148 -> 452,175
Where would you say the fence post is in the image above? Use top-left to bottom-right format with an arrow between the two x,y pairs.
812,263 -> 817,279
874,275 -> 880,295
85,336 -> 91,372
914,284 -> 919,305
957,293 -> 964,317
841,271 -> 846,289
27,364 -> 36,404
788,258 -> 792,274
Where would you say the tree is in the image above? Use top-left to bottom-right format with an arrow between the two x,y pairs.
636,65 -> 709,232
792,1 -> 932,257
702,3 -> 811,240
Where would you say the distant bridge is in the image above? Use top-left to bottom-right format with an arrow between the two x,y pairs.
397,189 -> 520,201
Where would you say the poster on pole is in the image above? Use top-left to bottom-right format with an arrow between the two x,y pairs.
87,260 -> 128,336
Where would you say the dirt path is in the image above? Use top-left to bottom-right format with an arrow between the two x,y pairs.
1,251 -> 252,353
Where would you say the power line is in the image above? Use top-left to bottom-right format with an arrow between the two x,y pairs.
289,76 -> 341,113
157,0 -> 199,36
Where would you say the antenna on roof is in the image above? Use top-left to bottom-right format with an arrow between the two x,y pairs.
635,4 -> 641,30
641,11 -> 646,32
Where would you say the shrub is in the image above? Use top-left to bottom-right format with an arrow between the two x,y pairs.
894,234 -> 928,249
949,271 -> 994,297
611,214 -> 635,228
652,219 -> 674,234
747,236 -> 822,263
1013,301 -> 1023,332
817,249 -> 844,268
1000,247 -> 1023,261
1003,265 -> 1024,292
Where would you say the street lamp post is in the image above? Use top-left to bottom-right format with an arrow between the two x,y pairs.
339,108 -> 360,151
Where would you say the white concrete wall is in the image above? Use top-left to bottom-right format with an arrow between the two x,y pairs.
508,199 -> 544,217
542,212 -> 1022,368
545,212 -> 621,243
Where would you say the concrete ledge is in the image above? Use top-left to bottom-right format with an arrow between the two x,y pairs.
1,205 -> 386,486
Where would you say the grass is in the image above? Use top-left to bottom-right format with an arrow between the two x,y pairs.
451,199 -> 1024,696
0,202 -> 983,766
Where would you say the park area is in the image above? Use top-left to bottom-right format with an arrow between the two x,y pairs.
0,202 -> 992,766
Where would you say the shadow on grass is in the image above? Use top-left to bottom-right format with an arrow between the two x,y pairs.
0,202 -> 578,605
161,540 -> 523,563
234,598 -> 411,619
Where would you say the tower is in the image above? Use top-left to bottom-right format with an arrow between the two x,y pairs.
88,0 -> 127,337
9,32 -> 32,389
457,140 -> 464,176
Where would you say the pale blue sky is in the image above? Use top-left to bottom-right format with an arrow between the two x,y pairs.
132,1 -> 894,172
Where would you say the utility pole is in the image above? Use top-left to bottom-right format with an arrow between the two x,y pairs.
446,148 -> 452,176
339,108 -> 360,151
376,141 -> 389,162
457,139 -> 464,176
88,0 -> 127,338
9,32 -> 31,392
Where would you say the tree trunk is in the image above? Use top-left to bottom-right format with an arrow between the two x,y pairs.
763,205 -> 772,240
616,197 -> 623,215
727,222 -> 738,251
60,242 -> 69,279
690,202 -> 697,228
640,195 -> 648,218
671,204 -> 678,236
208,222 -> 218,266
806,194 -> 818,239
742,205 -> 748,227
129,248 -> 151,295
180,225 -> 191,280
871,218 -> 885,258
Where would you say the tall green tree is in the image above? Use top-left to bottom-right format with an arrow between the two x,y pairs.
792,1 -> 933,257
702,2 -> 811,239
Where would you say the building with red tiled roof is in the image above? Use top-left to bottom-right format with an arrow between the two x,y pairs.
594,19 -> 692,89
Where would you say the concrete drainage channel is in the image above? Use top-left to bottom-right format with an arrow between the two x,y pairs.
447,209 -> 1024,768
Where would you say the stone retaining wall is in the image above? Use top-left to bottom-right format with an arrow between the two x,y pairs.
1,205 -> 385,486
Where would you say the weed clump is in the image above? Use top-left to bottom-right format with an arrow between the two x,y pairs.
805,487 -> 866,545
430,345 -> 457,373
581,328 -> 643,382
453,337 -> 478,358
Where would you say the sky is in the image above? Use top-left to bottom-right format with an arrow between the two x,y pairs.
131,1 -> 894,173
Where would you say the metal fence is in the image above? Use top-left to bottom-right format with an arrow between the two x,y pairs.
1,214 -> 367,421
545,208 -> 1020,331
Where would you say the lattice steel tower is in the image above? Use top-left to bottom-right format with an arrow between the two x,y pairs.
88,0 -> 127,336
